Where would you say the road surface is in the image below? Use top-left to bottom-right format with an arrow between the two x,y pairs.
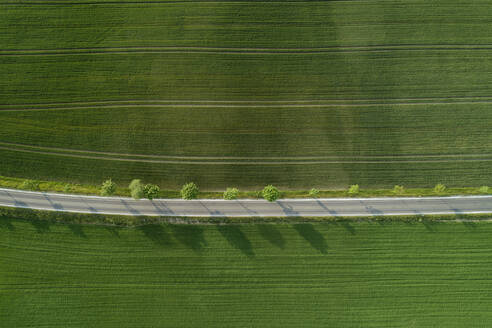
0,188 -> 491,217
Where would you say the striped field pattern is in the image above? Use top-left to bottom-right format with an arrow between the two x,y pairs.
0,0 -> 491,189
3,219 -> 492,327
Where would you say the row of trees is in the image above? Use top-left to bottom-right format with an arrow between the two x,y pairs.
100,179 -> 489,201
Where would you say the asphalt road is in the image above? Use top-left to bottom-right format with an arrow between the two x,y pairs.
0,188 -> 491,217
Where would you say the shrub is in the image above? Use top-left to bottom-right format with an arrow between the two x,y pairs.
393,185 -> 405,195
63,184 -> 73,193
309,188 -> 320,198
181,182 -> 199,200
262,185 -> 280,202
143,184 -> 160,200
100,179 -> 116,196
129,179 -> 144,200
434,183 -> 446,194
19,179 -> 40,191
223,187 -> 239,200
479,186 -> 490,194
348,184 -> 360,195
254,190 -> 263,199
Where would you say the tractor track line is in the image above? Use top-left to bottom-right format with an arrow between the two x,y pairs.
1,145 -> 492,165
0,141 -> 491,161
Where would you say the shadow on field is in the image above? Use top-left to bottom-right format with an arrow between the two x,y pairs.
422,220 -> 437,232
105,226 -> 120,238
340,221 -> 356,235
293,224 -> 328,254
258,224 -> 285,249
31,220 -> 51,233
171,225 -> 206,252
462,221 -> 478,230
217,225 -> 254,257
0,217 -> 15,231
138,225 -> 173,247
68,224 -> 87,238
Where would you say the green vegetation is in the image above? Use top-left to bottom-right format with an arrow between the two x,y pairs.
0,1 -> 491,190
348,184 -> 360,196
19,179 -> 40,191
262,185 -> 280,202
434,183 -> 447,195
2,216 -> 492,327
100,178 -> 116,196
393,185 -> 405,195
129,179 -> 144,200
181,182 -> 199,200
308,188 -> 320,198
479,186 -> 490,194
143,184 -> 160,200
223,187 -> 239,200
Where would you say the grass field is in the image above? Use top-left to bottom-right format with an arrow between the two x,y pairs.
1,0 -> 491,189
2,217 -> 492,327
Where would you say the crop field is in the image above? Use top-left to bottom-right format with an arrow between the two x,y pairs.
1,0 -> 491,189
2,218 -> 492,327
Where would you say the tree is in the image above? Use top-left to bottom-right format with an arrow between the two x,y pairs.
143,184 -> 160,200
181,182 -> 199,200
20,179 -> 40,191
262,185 -> 280,202
348,184 -> 359,195
223,187 -> 239,200
479,186 -> 489,194
393,185 -> 405,195
100,179 -> 116,196
434,183 -> 446,194
129,179 -> 144,199
309,188 -> 320,198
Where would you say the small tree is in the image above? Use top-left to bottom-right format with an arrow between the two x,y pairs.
479,186 -> 489,194
63,184 -> 73,193
393,185 -> 405,195
100,179 -> 116,196
20,179 -> 40,191
262,185 -> 280,202
434,183 -> 446,194
143,184 -> 160,200
223,187 -> 239,200
309,188 -> 320,198
129,179 -> 144,199
181,182 -> 199,200
348,184 -> 359,196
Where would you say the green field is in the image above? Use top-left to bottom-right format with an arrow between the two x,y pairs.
2,218 -> 492,327
1,0 -> 491,189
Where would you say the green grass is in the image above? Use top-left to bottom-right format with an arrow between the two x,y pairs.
0,0 -> 491,189
3,217 -> 492,327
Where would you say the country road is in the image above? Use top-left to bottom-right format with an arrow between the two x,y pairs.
0,188 -> 491,217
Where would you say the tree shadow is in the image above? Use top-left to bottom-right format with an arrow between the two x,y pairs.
422,220 -> 437,232
68,224 -> 87,238
293,224 -> 328,254
121,199 -> 139,215
151,200 -> 175,215
277,201 -> 299,216
258,224 -> 285,249
462,221 -> 478,230
217,225 -> 254,257
340,221 -> 356,235
31,220 -> 51,233
316,200 -> 338,216
105,226 -> 120,238
0,217 -> 15,231
138,225 -> 173,247
171,225 -> 206,252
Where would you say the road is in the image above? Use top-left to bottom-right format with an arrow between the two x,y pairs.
0,188 -> 491,217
